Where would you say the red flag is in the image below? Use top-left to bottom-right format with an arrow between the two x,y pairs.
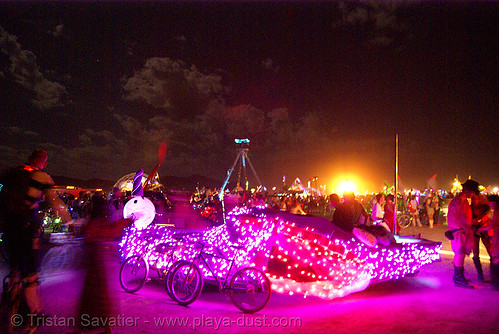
427,174 -> 438,190
143,141 -> 167,189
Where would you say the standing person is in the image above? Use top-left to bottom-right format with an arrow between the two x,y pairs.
409,195 -> 422,227
446,179 -> 481,289
72,191 -> 90,221
486,195 -> 499,290
329,193 -> 340,213
106,187 -> 124,222
425,196 -> 435,228
0,149 -> 72,333
288,197 -> 306,215
470,193 -> 492,282
371,193 -> 385,223
372,193 -> 390,231
384,194 -> 399,234
432,194 -> 441,225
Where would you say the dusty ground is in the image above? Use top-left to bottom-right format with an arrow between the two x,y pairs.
1,222 -> 498,334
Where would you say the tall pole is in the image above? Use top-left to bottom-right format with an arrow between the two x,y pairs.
394,133 -> 399,235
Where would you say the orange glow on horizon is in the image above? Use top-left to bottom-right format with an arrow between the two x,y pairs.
337,179 -> 357,194
328,174 -> 372,195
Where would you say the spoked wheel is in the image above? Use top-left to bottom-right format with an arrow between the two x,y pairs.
165,260 -> 190,300
397,214 -> 412,229
229,267 -> 271,313
119,255 -> 149,293
170,262 -> 203,306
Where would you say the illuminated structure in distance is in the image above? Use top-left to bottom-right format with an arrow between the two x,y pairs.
219,139 -> 264,201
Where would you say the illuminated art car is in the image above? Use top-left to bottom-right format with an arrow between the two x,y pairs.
119,206 -> 441,300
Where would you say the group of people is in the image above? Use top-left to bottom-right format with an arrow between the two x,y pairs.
329,192 -> 397,247
371,193 -> 398,233
447,179 -> 499,290
329,192 -> 399,234
408,193 -> 441,228
329,181 -> 499,290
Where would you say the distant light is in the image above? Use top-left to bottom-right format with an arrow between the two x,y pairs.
494,187 -> 498,194
338,180 -> 357,194
234,138 -> 250,144
66,186 -> 75,189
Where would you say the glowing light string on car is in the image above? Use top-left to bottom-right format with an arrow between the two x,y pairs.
119,206 -> 441,299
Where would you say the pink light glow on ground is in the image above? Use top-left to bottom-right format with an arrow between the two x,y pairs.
1,224 -> 496,333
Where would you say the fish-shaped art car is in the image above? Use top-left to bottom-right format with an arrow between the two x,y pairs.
119,206 -> 442,300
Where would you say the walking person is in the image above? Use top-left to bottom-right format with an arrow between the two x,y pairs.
77,196 -> 133,334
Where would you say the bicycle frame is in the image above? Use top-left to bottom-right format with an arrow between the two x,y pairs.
169,240 -> 272,313
130,235 -> 178,279
190,243 -> 242,292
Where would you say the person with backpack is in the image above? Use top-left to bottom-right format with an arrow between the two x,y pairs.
0,149 -> 72,333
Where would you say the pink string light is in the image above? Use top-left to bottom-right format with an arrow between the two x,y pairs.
119,206 -> 441,300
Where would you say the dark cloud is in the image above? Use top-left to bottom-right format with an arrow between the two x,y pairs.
122,57 -> 226,115
336,2 -> 408,47
0,27 -> 67,110
262,58 -> 279,73
49,24 -> 64,38
225,105 -> 266,139
173,35 -> 187,42
0,2 -> 495,191
0,145 -> 19,168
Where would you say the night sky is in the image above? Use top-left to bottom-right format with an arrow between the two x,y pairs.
0,1 -> 497,192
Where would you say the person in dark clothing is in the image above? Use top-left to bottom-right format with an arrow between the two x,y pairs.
470,193 -> 492,282
486,195 -> 499,290
0,149 -> 72,333
331,192 -> 368,233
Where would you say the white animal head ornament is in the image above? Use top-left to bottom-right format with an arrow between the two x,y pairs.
123,196 -> 156,229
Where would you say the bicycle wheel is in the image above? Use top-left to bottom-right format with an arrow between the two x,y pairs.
165,260 -> 190,300
229,267 -> 271,313
397,215 -> 411,229
119,255 -> 149,293
170,262 -> 203,306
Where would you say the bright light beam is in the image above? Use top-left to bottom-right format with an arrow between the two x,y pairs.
338,179 -> 357,194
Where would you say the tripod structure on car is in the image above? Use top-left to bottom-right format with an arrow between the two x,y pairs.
219,139 -> 263,201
